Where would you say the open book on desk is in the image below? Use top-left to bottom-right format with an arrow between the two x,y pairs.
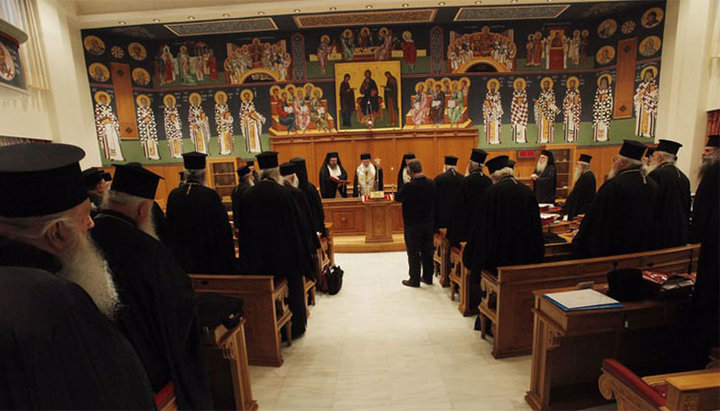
543,289 -> 623,311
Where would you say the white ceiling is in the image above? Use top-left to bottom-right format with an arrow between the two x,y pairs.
62,0 -> 631,29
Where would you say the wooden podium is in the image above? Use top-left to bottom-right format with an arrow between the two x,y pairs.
364,199 -> 394,243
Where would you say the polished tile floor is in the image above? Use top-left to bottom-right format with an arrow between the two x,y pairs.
248,251 -> 536,411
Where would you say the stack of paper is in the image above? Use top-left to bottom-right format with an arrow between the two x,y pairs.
543,289 -> 623,311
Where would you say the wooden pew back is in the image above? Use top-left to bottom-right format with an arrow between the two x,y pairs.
480,245 -> 700,359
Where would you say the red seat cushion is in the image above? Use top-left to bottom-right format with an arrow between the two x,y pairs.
155,381 -> 175,408
602,358 -> 666,407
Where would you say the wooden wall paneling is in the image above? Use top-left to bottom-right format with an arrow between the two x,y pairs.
614,38 -> 638,119
109,62 -> 139,139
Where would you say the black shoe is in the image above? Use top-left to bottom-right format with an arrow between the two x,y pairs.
402,279 -> 420,288
421,278 -> 433,285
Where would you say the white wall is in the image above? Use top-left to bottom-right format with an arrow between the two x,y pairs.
657,0 -> 719,189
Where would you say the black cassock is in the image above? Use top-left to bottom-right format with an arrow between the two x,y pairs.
433,168 -> 464,232
689,161 -> 719,348
231,181 -> 253,235
0,237 -> 155,410
286,183 -> 321,256
352,165 -> 383,197
463,176 -> 544,274
166,183 -> 236,274
294,159 -> 327,236
563,170 -> 596,220
648,163 -> 691,249
91,211 -> 212,410
573,167 -> 658,258
447,170 -> 492,244
319,164 -> 348,198
238,179 -> 316,336
533,164 -> 556,203
152,201 -> 167,243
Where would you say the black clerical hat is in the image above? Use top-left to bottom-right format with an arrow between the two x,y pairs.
360,153 -> 371,160
256,151 -> 279,169
327,151 -> 339,159
402,153 -> 415,161
470,149 -> 488,164
102,172 -> 112,181
279,162 -> 296,177
0,143 -> 87,217
237,165 -> 251,177
644,147 -> 655,158
444,155 -> 458,166
507,159 -> 517,169
619,140 -> 647,160
243,158 -> 255,166
111,164 -> 162,200
183,152 -> 207,170
485,155 -> 510,174
178,171 -> 185,179
706,134 -> 719,148
82,167 -> 104,189
655,139 -> 682,155
578,154 -> 592,163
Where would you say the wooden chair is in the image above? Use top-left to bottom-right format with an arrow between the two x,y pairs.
599,358 -> 720,411
448,243 -> 475,316
433,229 -> 451,287
303,276 -> 316,318
190,274 -> 293,367
478,245 -> 700,359
203,318 -> 258,410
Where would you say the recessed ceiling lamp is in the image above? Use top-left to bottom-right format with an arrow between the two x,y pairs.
222,13 -> 230,17
475,0 -> 482,4
402,3 -> 409,7
438,1 -> 446,5
293,8 -> 301,13
118,21 -> 127,25
187,16 -> 195,20
330,6 -> 337,10
152,18 -> 160,22
258,11 -> 265,15
510,0 -> 518,3
365,4 -> 373,9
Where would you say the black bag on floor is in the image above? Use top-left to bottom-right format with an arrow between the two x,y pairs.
326,266 -> 344,295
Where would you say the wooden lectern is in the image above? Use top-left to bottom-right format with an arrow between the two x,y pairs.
364,198 -> 394,243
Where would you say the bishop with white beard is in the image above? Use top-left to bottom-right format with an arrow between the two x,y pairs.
563,154 -> 596,220
353,152 -> 384,197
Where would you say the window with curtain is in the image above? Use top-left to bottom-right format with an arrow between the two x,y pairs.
0,0 -> 49,90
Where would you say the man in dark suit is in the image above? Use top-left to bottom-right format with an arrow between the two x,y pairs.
395,158 -> 436,287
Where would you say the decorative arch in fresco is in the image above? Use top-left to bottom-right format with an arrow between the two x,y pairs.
236,68 -> 282,83
457,57 -> 509,73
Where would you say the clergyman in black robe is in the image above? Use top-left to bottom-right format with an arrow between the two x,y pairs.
433,155 -> 464,232
127,162 -> 167,243
319,151 -> 348,198
291,157 -> 327,237
396,152 -> 416,190
231,165 -> 254,236
563,154 -> 597,220
166,152 -> 237,274
91,164 -> 212,410
353,152 -> 384,197
448,149 -> 492,245
532,149 -> 557,203
0,143 -> 155,409
573,140 -> 658,258
238,152 -> 316,336
280,161 -> 321,258
689,135 -> 720,351
82,167 -> 108,214
646,139 -> 691,249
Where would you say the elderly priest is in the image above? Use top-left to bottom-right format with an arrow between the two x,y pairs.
166,152 -> 236,274
231,165 -> 254,235
531,149 -> 557,203
448,149 -> 492,245
563,154 -> 596,220
92,164 -> 212,410
646,139 -> 691,249
573,140 -> 658,258
353,152 -> 384,197
292,157 -> 327,237
433,155 -> 464,232
238,152 -> 316,337
0,143 -> 155,409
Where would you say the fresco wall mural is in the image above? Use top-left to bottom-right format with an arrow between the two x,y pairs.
80,1 -> 666,165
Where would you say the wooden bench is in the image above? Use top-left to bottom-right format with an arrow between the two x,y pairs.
448,243 -> 475,316
303,277 -> 316,318
433,229 -> 451,287
599,358 -> 720,411
190,274 -> 293,367
478,244 -> 700,359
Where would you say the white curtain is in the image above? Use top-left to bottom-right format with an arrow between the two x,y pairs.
0,0 -> 50,90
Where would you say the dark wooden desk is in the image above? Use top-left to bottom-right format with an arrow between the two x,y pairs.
525,285 -> 687,411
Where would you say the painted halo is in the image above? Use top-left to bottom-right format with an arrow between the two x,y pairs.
269,85 -> 281,96
214,90 -> 228,104
342,29 -> 353,38
163,94 -> 177,107
188,92 -> 203,105
641,7 -> 664,29
486,78 -> 500,91
597,18 -> 617,39
83,35 -> 105,55
414,82 -> 426,93
595,45 -> 616,65
128,42 -> 147,61
312,87 -> 323,99
459,77 -> 471,88
93,90 -> 111,105
320,34 -> 331,44
513,77 -> 527,90
240,89 -> 254,101
402,31 -> 413,41
88,62 -> 110,82
639,36 -> 662,57
597,73 -> 613,87
565,76 -> 580,89
640,65 -> 658,80
136,94 -> 151,106
132,68 -> 151,86
540,77 -> 554,89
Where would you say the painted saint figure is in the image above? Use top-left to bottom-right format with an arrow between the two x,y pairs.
341,30 -> 356,61
593,74 -> 613,142
634,66 -> 659,138
163,94 -> 183,158
511,78 -> 528,143
563,77 -> 582,143
429,84 -> 446,126
214,91 -> 234,155
359,70 -> 380,122
188,93 -> 211,154
93,91 -> 124,161
447,82 -> 464,127
136,94 -> 160,160
384,71 -> 399,127
483,79 -> 503,144
534,78 -> 560,144
401,31 -> 417,72
293,89 -> 311,131
410,83 -> 429,127
316,35 -> 331,75
239,90 -> 265,153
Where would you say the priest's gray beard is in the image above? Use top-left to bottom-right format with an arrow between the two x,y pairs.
58,228 -> 119,319
574,166 -> 583,182
644,161 -> 659,175
535,159 -> 547,174
285,177 -> 299,189
699,155 -> 719,180
138,213 -> 159,241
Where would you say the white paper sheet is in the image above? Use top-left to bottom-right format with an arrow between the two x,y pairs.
543,289 -> 623,311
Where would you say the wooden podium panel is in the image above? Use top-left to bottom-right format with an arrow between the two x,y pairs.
365,200 -> 394,243
271,128 -> 478,188
323,198 -> 403,236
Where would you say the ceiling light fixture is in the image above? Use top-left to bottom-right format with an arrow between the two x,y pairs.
438,1 -> 445,5
510,0 -> 518,3
293,8 -> 301,13
475,0 -> 482,4
258,11 -> 265,15
222,13 -> 230,17
330,6 -> 337,10
365,4 -> 373,9
187,16 -> 195,20
152,18 -> 160,22
402,3 -> 409,7
118,21 -> 127,25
